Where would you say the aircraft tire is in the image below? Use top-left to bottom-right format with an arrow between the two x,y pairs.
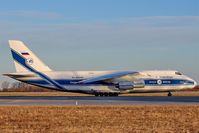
113,93 -> 119,96
108,93 -> 114,97
95,92 -> 118,97
104,93 -> 109,96
95,93 -> 99,97
99,93 -> 104,97
168,92 -> 172,97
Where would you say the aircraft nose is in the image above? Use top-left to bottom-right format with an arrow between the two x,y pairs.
194,80 -> 197,87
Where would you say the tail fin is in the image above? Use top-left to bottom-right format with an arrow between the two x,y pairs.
9,40 -> 52,72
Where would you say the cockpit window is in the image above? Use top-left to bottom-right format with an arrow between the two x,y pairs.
175,72 -> 182,75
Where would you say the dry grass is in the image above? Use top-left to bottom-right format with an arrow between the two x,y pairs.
0,106 -> 199,133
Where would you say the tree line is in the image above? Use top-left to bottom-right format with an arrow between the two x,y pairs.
0,81 -> 56,92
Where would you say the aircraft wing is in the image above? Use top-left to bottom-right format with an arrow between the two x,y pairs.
78,71 -> 138,84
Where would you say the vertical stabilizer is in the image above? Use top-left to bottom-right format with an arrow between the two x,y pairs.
8,40 -> 52,72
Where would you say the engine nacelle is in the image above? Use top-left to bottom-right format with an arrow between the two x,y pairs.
115,81 -> 133,90
116,80 -> 145,90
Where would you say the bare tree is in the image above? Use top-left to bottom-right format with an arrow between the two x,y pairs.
11,82 -> 20,88
1,81 -> 56,92
1,81 -> 10,89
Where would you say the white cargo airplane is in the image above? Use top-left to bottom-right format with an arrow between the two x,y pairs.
4,40 -> 197,96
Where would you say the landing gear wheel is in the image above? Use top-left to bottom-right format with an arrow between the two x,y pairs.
99,93 -> 104,97
113,93 -> 119,96
108,93 -> 113,97
168,92 -> 172,97
104,93 -> 109,96
95,92 -> 119,97
95,93 -> 99,97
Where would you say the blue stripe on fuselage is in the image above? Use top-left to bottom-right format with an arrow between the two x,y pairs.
144,79 -> 194,86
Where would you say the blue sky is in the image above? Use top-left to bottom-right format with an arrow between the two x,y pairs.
0,0 -> 199,83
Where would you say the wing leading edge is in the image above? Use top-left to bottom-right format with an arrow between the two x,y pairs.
78,71 -> 138,84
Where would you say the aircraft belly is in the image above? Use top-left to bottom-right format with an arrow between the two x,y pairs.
128,85 -> 193,93
63,85 -> 117,92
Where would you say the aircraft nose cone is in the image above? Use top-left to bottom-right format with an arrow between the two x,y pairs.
194,81 -> 197,87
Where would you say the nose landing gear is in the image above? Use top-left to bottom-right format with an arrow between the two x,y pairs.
168,92 -> 172,97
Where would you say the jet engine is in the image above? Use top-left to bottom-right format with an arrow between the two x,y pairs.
115,80 -> 145,90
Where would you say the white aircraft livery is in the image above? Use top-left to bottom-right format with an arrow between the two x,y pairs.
4,40 -> 197,96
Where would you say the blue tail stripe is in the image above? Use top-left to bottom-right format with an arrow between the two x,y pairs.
11,49 -> 65,90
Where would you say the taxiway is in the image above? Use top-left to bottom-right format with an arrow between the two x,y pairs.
0,96 -> 199,106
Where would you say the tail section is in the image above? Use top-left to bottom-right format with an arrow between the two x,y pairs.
9,40 -> 52,72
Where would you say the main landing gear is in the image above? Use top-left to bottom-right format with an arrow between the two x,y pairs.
168,92 -> 172,97
94,92 -> 119,97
